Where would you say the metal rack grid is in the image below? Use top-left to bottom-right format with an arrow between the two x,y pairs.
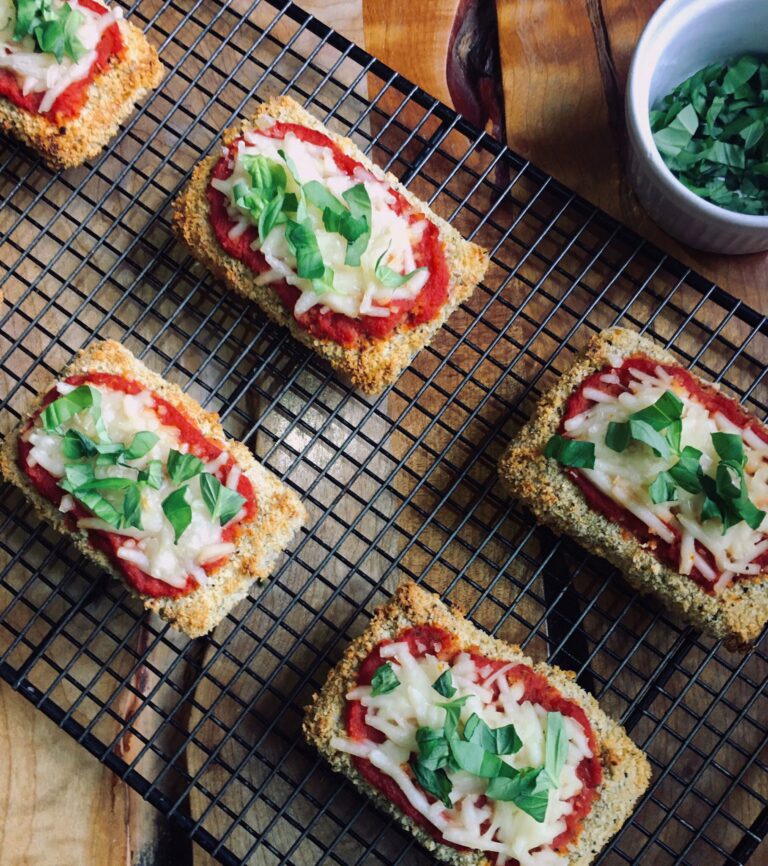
0,1 -> 766,864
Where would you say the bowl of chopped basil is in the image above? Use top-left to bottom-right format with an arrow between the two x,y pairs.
626,0 -> 768,253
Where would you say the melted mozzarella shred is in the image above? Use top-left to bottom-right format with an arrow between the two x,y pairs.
24,383 -> 245,589
0,0 -> 122,113
332,643 -> 592,866
564,366 -> 768,586
210,125 -> 429,319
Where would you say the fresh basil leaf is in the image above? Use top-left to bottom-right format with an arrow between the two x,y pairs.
486,766 -> 550,823
69,489 -> 123,527
631,390 -> 684,430
649,471 -> 678,504
94,442 -> 126,465
409,758 -> 452,808
162,486 -> 192,543
463,713 -> 496,752
370,662 -> 400,696
716,461 -> 743,501
304,180 -> 345,215
167,450 -> 204,484
342,184 -> 372,266
432,670 -> 456,698
374,245 -> 426,289
62,461 -> 94,489
439,696 -> 470,738
448,738 -> 506,778
711,432 -> 746,466
666,446 -> 704,493
653,103 -> 698,157
61,428 -> 97,460
41,385 -> 95,431
494,723 -> 522,756
199,472 -> 247,525
543,712 -> 568,788
123,431 -> 159,461
138,460 -> 163,490
543,434 -> 595,469
122,485 -> 143,531
604,421 -> 631,452
627,418 -> 673,458
61,3 -> 86,61
77,476 -> 135,492
285,218 -> 325,280
258,192 -> 287,242
311,266 -> 335,295
415,726 -> 450,771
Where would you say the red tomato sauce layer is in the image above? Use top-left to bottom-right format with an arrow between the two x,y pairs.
346,626 -> 602,864
17,373 -> 257,599
560,356 -> 768,592
0,0 -> 123,123
206,121 -> 450,347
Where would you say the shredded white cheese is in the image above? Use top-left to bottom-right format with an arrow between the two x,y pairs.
210,127 -> 430,320
332,644 -> 592,866
24,383 -> 245,589
565,365 -> 768,589
0,0 -> 121,114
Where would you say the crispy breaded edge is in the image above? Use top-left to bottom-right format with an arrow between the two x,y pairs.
172,95 -> 489,394
0,340 -> 306,638
303,581 -> 651,866
498,326 -> 768,650
0,19 -> 163,171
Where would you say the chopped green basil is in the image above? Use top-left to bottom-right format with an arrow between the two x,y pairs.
14,0 -> 87,63
415,726 -> 451,771
432,670 -> 456,698
122,485 -> 143,531
370,662 -> 400,696
123,431 -> 159,461
61,429 -> 97,460
605,391 -> 684,459
463,713 -> 522,756
199,472 -> 247,525
448,737 -> 508,778
285,218 -> 325,280
137,460 -> 163,490
651,55 -> 768,215
543,712 -> 568,788
485,766 -> 550,823
41,385 -> 96,432
543,434 -> 595,469
409,758 -> 453,808
166,450 -> 204,484
161,486 -> 192,543
341,184 -> 372,266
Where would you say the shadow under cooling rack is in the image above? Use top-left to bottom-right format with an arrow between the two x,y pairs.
0,2 -> 767,866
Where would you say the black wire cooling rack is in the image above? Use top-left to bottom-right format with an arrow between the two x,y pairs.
1,1 -> 767,864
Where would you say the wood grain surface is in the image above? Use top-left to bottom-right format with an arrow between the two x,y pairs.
1,2 -> 766,866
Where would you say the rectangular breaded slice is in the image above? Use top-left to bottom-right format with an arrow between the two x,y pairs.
0,340 -> 306,638
0,11 -> 162,170
499,326 -> 768,650
173,95 -> 489,394
304,582 -> 650,866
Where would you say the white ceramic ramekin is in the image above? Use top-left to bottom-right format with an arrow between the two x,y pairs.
626,0 -> 768,254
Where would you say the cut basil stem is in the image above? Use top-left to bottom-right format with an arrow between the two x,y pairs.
370,662 -> 400,696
